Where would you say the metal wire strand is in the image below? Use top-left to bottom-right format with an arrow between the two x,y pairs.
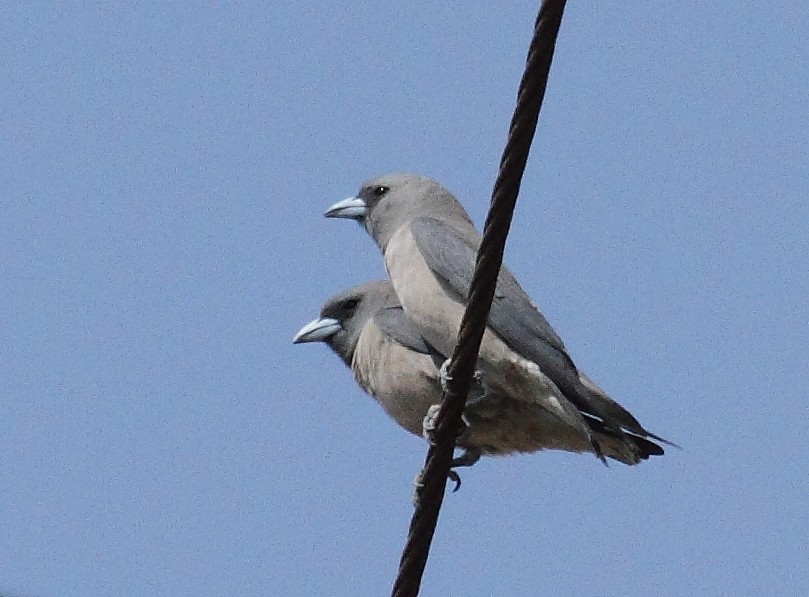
390,2 -> 569,596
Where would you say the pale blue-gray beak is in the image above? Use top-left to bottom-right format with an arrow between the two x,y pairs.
292,317 -> 342,344
324,196 -> 367,220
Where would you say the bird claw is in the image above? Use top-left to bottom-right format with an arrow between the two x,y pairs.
439,358 -> 453,393
412,467 -> 464,506
422,404 -> 440,443
447,469 -> 462,492
430,356 -> 485,440
439,359 -> 486,398
422,403 -> 468,444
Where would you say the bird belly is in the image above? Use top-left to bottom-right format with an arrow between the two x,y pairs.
462,394 -> 592,456
352,327 -> 440,437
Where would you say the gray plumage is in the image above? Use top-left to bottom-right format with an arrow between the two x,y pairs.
325,174 -> 672,461
293,280 -> 664,465
293,280 -> 442,437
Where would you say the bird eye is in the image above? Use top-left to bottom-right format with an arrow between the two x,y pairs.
343,298 -> 360,311
372,185 -> 389,197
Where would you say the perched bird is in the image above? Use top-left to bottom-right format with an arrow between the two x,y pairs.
293,280 -> 664,467
325,174 -> 672,461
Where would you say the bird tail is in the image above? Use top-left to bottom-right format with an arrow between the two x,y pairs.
586,415 -> 665,464
579,373 -> 679,449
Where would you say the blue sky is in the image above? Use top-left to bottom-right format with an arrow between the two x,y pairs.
2,3 -> 807,596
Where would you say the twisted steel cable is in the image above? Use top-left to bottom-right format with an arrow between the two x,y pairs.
391,2 -> 569,596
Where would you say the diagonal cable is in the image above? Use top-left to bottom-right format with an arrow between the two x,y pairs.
391,2 -> 569,596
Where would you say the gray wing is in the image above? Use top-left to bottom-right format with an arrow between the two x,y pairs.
409,217 -> 569,348
410,216 -> 657,437
409,216 -> 576,370
374,305 -> 446,367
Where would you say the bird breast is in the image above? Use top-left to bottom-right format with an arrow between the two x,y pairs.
351,321 -> 440,437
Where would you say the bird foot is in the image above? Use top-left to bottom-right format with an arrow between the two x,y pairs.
411,464 -> 469,507
422,403 -> 469,444
438,358 -> 453,393
439,359 -> 487,400
410,446 -> 482,505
